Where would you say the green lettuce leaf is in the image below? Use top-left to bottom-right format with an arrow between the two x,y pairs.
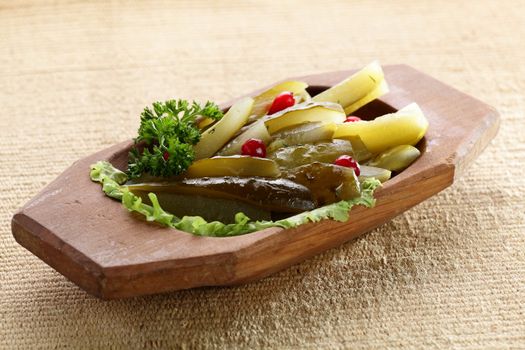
90,161 -> 380,237
90,161 -> 128,184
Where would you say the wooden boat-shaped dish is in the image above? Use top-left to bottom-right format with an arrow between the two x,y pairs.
11,65 -> 500,299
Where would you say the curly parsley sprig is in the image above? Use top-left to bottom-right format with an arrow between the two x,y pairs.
127,100 -> 223,179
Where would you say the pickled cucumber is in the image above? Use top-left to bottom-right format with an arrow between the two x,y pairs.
217,120 -> 272,156
251,81 -> 308,119
283,162 -> 360,205
343,134 -> 373,162
312,61 -> 389,114
194,97 -> 254,159
267,122 -> 336,153
127,176 -> 315,215
185,156 -> 281,178
269,140 -> 355,170
264,102 -> 346,134
132,193 -> 272,223
367,145 -> 421,172
358,165 -> 391,183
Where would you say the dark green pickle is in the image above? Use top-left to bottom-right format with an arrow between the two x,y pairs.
270,140 -> 353,169
126,177 -> 316,223
283,162 -> 360,206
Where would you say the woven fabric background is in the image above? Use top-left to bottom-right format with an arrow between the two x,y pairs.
1,1 -> 524,348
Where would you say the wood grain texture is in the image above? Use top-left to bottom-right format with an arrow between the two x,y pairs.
12,65 -> 499,299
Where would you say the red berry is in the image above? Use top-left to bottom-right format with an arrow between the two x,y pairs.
163,151 -> 169,161
334,155 -> 360,176
241,138 -> 267,158
344,116 -> 361,123
268,91 -> 295,115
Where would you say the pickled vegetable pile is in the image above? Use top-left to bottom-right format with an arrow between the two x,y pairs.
90,61 -> 429,236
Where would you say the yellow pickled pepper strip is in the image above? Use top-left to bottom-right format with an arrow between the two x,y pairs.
252,81 -> 309,118
312,61 -> 389,115
334,103 -> 429,154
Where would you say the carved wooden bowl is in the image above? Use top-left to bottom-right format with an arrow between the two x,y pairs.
12,65 -> 500,299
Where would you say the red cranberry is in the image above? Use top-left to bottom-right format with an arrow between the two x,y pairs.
241,138 -> 267,158
268,92 -> 295,115
163,151 -> 169,161
344,116 -> 362,123
334,155 -> 360,176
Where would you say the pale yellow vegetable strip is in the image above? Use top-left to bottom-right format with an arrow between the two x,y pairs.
193,97 -> 254,159
264,102 -> 346,135
251,81 -> 308,119
267,122 -> 336,153
294,89 -> 311,104
217,120 -> 272,156
197,117 -> 215,130
358,165 -> 392,183
334,103 -> 428,154
343,78 -> 389,115
312,61 -> 388,114
185,156 -> 281,178
367,145 -> 421,172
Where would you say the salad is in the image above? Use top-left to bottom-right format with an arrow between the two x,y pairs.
90,61 -> 429,237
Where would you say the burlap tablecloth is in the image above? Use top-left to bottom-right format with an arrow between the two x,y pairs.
1,1 -> 524,348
